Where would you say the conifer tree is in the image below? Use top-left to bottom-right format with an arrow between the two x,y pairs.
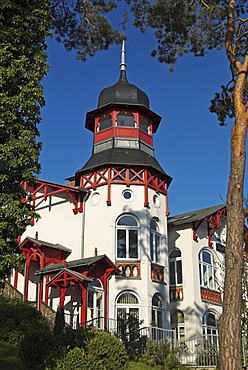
0,0 -> 50,278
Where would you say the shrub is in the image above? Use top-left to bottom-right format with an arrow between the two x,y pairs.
54,306 -> 65,336
85,331 -> 129,370
141,340 -> 187,370
19,324 -> 52,370
54,347 -> 87,370
0,296 -> 51,346
46,327 -> 96,369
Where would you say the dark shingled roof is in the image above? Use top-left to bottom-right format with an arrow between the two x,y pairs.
35,254 -> 118,275
20,236 -> 72,253
98,70 -> 150,109
168,204 -> 226,225
76,147 -> 172,183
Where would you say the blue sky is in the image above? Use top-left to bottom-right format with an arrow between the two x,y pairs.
39,21 -> 247,216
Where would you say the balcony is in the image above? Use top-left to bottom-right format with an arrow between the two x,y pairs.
200,287 -> 222,304
169,286 -> 184,301
116,262 -> 141,278
151,263 -> 164,283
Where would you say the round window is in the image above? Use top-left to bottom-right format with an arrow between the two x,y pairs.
122,189 -> 134,202
90,192 -> 101,206
153,194 -> 161,208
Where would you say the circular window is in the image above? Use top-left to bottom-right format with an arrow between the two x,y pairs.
122,189 -> 134,202
153,194 -> 161,208
90,192 -> 101,206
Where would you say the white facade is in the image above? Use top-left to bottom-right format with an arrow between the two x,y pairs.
9,44 -> 227,343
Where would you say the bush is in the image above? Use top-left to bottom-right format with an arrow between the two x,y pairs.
54,347 -> 87,370
19,325 -> 52,370
0,296 -> 51,346
46,327 -> 96,369
85,331 -> 129,370
141,340 -> 187,370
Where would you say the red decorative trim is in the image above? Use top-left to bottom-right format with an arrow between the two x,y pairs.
151,263 -> 164,282
200,287 -> 222,304
193,207 -> 227,246
22,180 -> 85,218
116,262 -> 141,278
94,126 -> 153,147
14,270 -> 18,289
169,286 -> 183,301
80,166 -> 168,208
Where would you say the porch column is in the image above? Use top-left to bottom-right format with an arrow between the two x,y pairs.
14,270 -> 18,289
80,284 -> 87,328
45,275 -> 50,304
24,256 -> 31,300
38,276 -> 43,311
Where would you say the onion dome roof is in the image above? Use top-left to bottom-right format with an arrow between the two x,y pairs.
97,70 -> 150,108
97,41 -> 149,109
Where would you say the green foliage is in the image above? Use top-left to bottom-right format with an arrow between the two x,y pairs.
0,0 -> 50,278
50,0 -> 124,61
19,324 -> 52,370
0,340 -> 27,370
54,306 -> 65,336
54,347 -> 87,370
141,340 -> 184,370
0,296 -> 51,346
85,330 -> 129,370
0,296 -> 52,370
46,327 -> 95,369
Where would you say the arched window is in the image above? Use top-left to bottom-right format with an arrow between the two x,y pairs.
87,279 -> 103,329
152,293 -> 163,328
150,218 -> 160,263
98,114 -> 112,131
199,249 -> 217,290
117,112 -> 135,127
116,292 -> 140,340
203,310 -> 218,345
171,310 -> 185,342
169,249 -> 183,286
116,214 -> 139,259
139,116 -> 149,133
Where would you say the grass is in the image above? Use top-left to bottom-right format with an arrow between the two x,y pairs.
0,341 -> 27,370
128,360 -> 161,369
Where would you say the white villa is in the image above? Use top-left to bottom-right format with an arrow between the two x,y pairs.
7,43 -> 228,360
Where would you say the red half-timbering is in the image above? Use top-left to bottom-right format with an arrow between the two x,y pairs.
19,237 -> 71,306
79,166 -> 169,212
36,255 -> 120,327
22,180 -> 88,220
193,206 -> 227,246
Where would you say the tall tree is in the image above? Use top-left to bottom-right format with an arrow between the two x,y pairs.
126,2 -> 248,369
0,0 -> 50,278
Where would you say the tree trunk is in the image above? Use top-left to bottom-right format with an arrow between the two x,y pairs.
219,73 -> 248,369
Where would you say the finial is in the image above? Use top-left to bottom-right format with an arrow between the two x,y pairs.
118,8 -> 128,82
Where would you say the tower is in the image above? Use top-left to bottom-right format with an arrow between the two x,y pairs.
76,41 -> 173,330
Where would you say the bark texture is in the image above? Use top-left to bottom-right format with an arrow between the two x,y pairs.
219,55 -> 248,370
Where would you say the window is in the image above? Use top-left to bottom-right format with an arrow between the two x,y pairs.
203,310 -> 218,345
171,310 -> 185,342
116,215 -> 139,259
117,112 -> 135,127
122,189 -> 134,202
98,114 -> 112,131
116,292 -> 140,340
169,249 -> 183,286
87,279 -> 103,329
139,115 -> 149,133
150,218 -> 160,263
199,249 -> 217,290
152,293 -> 163,328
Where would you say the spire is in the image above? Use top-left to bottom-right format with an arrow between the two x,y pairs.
119,39 -> 128,82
